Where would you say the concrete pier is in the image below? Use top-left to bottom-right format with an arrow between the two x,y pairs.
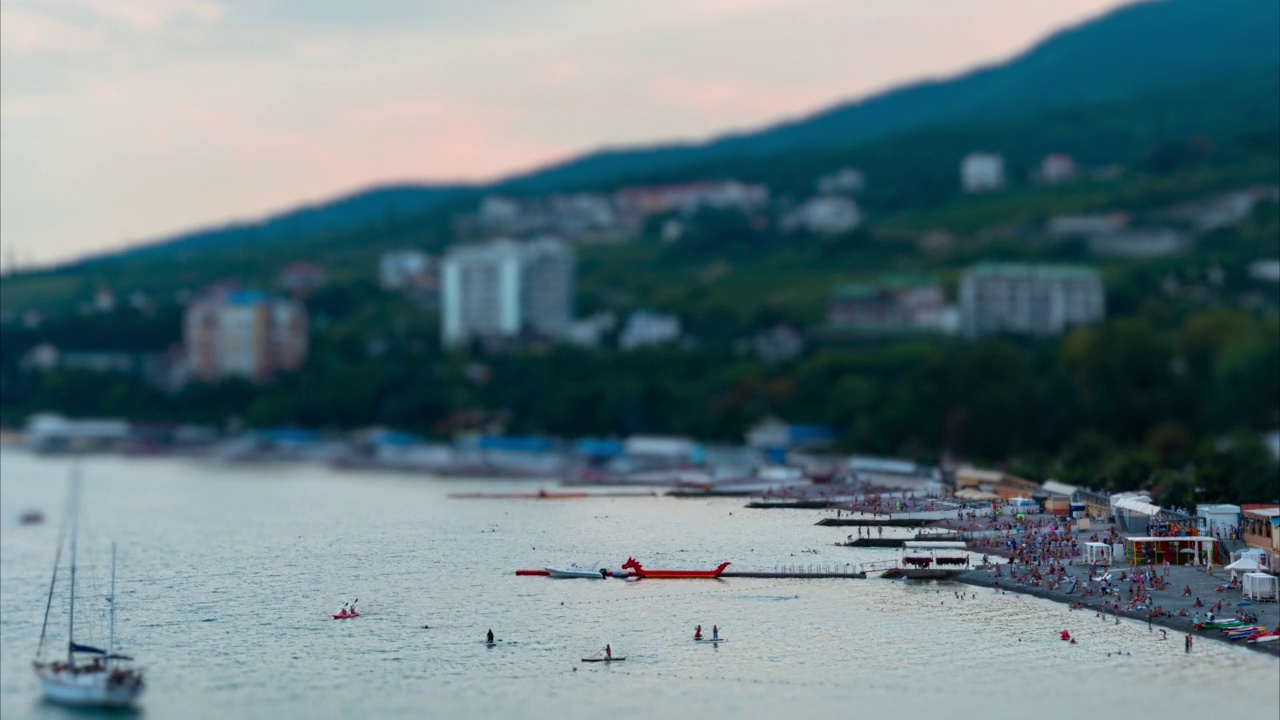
745,500 -> 831,509
816,518 -> 932,527
835,538 -> 905,548
719,571 -> 865,579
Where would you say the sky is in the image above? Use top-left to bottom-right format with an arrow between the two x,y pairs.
0,0 -> 1141,269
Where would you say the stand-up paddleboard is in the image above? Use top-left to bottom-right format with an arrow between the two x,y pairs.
695,638 -> 728,643
581,657 -> 625,662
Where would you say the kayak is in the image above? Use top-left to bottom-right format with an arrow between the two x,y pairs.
515,570 -> 550,576
581,657 -> 625,662
333,612 -> 360,620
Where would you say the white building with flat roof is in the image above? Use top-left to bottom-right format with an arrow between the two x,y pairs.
961,153 -> 1006,193
441,237 -> 574,347
960,263 -> 1105,338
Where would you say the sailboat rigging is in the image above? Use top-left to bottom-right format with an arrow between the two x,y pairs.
33,467 -> 145,708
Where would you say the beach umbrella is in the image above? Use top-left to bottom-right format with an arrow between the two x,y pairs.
1179,548 -> 1197,553
1237,600 -> 1253,606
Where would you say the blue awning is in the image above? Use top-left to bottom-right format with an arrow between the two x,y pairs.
476,436 -> 553,453
575,440 -> 624,458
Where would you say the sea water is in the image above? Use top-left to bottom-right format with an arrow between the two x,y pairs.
1,451 -> 1276,719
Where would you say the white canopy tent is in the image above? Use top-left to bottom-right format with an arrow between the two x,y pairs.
1224,556 -> 1262,574
1083,541 -> 1112,566
1242,572 -> 1278,602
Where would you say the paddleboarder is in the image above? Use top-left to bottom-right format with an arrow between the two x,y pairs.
605,644 -> 612,659
487,629 -> 494,644
712,625 -> 719,641
694,625 -> 702,640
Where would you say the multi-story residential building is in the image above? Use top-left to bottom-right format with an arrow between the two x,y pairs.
440,237 -> 574,347
278,261 -> 326,297
828,275 -> 950,334
618,310 -> 681,350
379,249 -> 436,291
1038,153 -> 1077,184
816,168 -> 866,195
184,289 -> 308,383
959,263 -> 1105,338
781,196 -> 862,235
1087,229 -> 1192,257
961,153 -> 1006,193
614,181 -> 768,217
1047,213 -> 1129,237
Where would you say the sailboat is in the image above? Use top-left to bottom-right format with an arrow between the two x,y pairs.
32,471 -> 145,707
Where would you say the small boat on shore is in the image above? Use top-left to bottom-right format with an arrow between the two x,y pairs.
620,557 -> 730,579
546,564 -> 606,579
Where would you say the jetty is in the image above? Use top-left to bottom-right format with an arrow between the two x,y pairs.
720,570 -> 865,579
836,538 -> 905,548
667,489 -> 755,498
745,500 -> 831,509
816,517 -> 933,527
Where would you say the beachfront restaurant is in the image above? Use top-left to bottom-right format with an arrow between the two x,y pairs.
1123,536 -> 1217,567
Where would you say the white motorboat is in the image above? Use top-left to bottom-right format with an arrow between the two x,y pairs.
33,471 -> 145,708
545,564 -> 605,579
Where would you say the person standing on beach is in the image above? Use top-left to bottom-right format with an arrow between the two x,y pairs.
1185,634 -> 1193,653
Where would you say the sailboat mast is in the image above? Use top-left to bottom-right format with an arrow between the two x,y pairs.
108,543 -> 117,668
66,471 -> 81,666
35,498 -> 70,660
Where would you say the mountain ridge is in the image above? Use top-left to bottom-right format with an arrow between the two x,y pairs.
19,0 -> 1280,274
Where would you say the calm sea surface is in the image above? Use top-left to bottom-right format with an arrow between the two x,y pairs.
2,450 -> 1277,720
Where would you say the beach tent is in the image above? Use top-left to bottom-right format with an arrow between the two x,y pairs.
1083,542 -> 1112,566
1224,557 -> 1261,573
1242,572 -> 1278,602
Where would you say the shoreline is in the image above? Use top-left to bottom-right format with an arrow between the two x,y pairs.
952,567 -> 1280,657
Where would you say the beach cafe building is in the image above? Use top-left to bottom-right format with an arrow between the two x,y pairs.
1240,504 -> 1280,571
1123,536 -> 1217,568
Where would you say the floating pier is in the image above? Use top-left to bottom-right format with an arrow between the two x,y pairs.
719,570 -> 865,579
816,518 -> 933,527
451,491 -> 656,499
745,500 -> 831,509
835,538 -> 905,548
878,568 -> 966,580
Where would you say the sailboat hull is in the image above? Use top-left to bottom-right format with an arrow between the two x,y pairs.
37,670 -> 144,708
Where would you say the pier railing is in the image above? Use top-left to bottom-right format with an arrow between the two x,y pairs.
771,563 -> 862,575
858,559 -> 900,575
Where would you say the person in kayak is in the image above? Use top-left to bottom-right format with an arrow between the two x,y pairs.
712,625 -> 719,640
487,629 -> 494,644
694,625 -> 702,640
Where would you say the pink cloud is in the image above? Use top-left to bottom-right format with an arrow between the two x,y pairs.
0,8 -> 104,54
644,77 -> 830,122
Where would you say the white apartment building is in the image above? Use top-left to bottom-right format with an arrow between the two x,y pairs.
619,310 -> 681,350
961,153 -> 1006,193
379,249 -> 435,290
782,196 -> 862,235
440,237 -> 574,347
960,263 -> 1105,338
1039,153 -> 1078,184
